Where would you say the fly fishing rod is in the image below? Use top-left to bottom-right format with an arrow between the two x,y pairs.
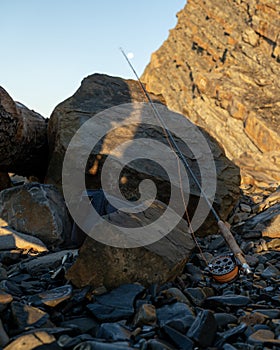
120,48 -> 252,277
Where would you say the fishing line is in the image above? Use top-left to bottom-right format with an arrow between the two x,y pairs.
120,47 -> 219,222
120,47 -> 209,263
120,47 -> 252,275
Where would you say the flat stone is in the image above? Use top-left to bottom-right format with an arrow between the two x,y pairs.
3,331 -> 57,350
87,284 -> 144,322
0,266 -> 7,281
205,295 -> 251,308
244,254 -> 259,267
0,290 -> 13,312
253,309 -> 280,319
272,295 -> 280,304
209,236 -> 226,251
19,250 -> 78,274
0,250 -> 22,265
255,263 -> 265,275
162,325 -> 194,350
165,315 -> 195,334
238,203 -> 280,239
239,312 -> 268,326
261,265 -> 280,278
0,318 -> 9,347
215,323 -> 247,347
162,288 -> 190,304
11,301 -> 51,330
133,304 -> 157,326
187,310 -> 217,348
271,318 -> 280,328
6,273 -> 31,283
0,280 -> 22,296
194,252 -> 214,267
252,324 -> 271,332
248,329 -> 276,345
184,287 -> 214,306
214,313 -> 238,328
19,280 -> 46,294
60,317 -> 98,333
156,302 -> 194,327
97,323 -> 131,341
240,203 -> 252,213
37,285 -> 73,307
57,334 -> 95,348
243,231 -> 262,239
232,212 -> 250,225
184,263 -> 204,282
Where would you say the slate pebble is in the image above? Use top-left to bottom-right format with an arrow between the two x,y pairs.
156,302 -> 194,327
1,190 -> 280,350
187,309 -> 217,347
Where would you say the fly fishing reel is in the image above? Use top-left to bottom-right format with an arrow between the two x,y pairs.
208,254 -> 239,283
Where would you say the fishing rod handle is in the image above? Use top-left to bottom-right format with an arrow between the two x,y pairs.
217,220 -> 252,275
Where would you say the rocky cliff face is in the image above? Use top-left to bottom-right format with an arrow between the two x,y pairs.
142,0 -> 280,189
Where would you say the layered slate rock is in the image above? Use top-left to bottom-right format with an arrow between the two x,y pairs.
4,332 -> 56,350
47,73 -> 240,236
0,183 -> 72,247
66,201 -> 196,289
87,284 -> 145,322
0,219 -> 48,252
142,0 -> 280,189
0,86 -> 48,178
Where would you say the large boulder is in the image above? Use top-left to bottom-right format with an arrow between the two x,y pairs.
66,200 -> 196,289
141,0 -> 280,189
0,183 -> 72,247
0,87 -> 48,178
47,74 -> 240,236
46,74 -> 165,188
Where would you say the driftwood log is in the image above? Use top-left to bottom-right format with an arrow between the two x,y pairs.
0,87 -> 48,178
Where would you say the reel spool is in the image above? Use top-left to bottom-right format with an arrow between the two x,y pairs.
208,254 -> 239,283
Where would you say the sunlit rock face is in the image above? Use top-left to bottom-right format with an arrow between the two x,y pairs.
142,0 -> 280,189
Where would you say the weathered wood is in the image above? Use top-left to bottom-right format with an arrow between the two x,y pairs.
0,87 -> 48,177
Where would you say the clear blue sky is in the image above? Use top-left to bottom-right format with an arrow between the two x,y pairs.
1,1 -> 185,117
